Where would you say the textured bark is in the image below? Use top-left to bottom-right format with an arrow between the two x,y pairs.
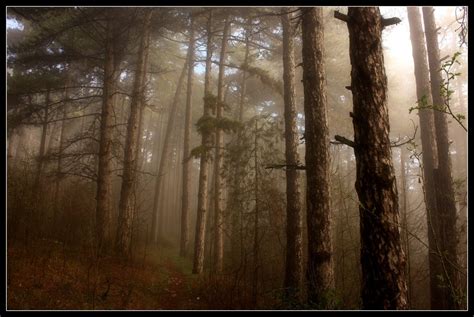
213,16 -> 231,274
115,10 -> 153,256
301,7 -> 334,306
96,16 -> 118,250
180,16 -> 195,258
347,7 -> 407,309
282,7 -> 303,301
422,6 -> 460,309
406,7 -> 444,309
193,10 -> 214,275
150,60 -> 188,243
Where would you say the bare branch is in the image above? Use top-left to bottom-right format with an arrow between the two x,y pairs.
334,11 -> 348,23
333,135 -> 355,148
265,164 -> 306,170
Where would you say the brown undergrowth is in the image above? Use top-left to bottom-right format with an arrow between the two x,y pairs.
7,239 -> 205,310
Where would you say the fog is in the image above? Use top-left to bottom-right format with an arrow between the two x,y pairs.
6,6 -> 467,310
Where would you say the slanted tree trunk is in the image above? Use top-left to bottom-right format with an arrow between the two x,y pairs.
213,16 -> 231,274
346,7 -> 407,309
115,10 -> 153,256
281,7 -> 303,301
406,7 -> 443,309
301,7 -> 334,306
150,60 -> 188,243
180,15 -> 195,257
422,6 -> 460,309
193,10 -> 214,275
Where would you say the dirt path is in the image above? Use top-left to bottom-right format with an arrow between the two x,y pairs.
156,258 -> 189,309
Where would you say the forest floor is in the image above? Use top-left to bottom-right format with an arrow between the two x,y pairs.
7,238 -> 209,310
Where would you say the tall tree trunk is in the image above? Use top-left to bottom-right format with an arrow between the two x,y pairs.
115,10 -> 153,256
150,59 -> 188,243
346,7 -> 407,309
230,16 -> 251,266
96,15 -> 119,251
300,7 -> 334,306
180,16 -> 195,257
213,16 -> 231,274
281,7 -> 303,301
193,10 -> 214,275
422,6 -> 460,309
406,7 -> 443,309
252,118 -> 260,306
53,79 -> 69,233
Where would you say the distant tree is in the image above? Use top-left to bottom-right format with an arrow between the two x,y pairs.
281,7 -> 303,302
423,6 -> 461,309
150,60 -> 188,243
179,14 -> 196,258
407,6 -> 443,309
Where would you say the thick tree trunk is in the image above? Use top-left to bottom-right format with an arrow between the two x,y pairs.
213,16 -> 231,274
193,10 -> 214,275
281,7 -> 303,301
180,16 -> 195,257
406,7 -> 444,309
346,7 -> 407,309
150,60 -> 188,243
422,6 -> 460,309
115,10 -> 153,256
301,7 -> 334,307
